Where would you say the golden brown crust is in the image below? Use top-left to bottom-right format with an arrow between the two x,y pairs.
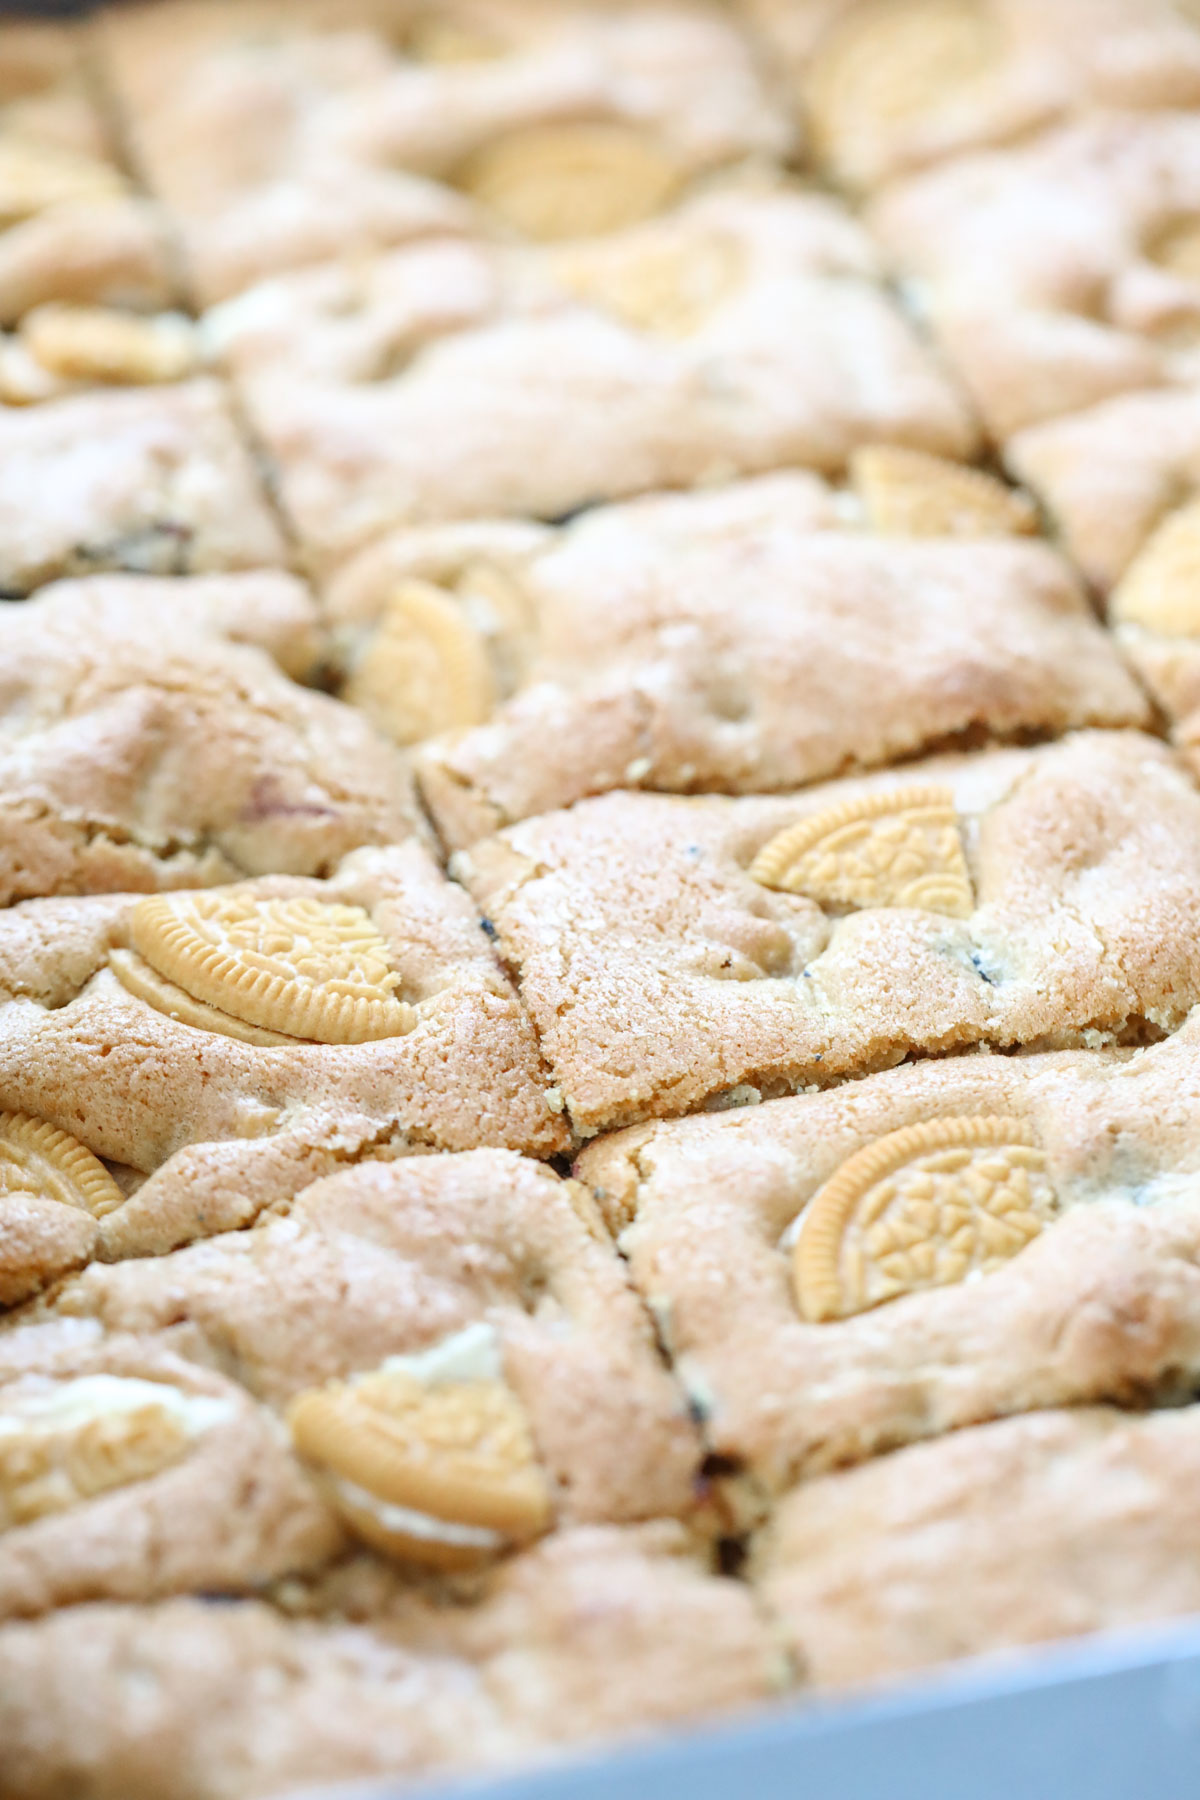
212,187 -> 977,574
0,849 -> 568,1170
0,381 -> 286,595
318,483 -> 1150,849
0,571 -> 423,906
577,1020 -> 1200,1489
456,732 -> 1200,1135
99,0 -> 793,301
871,111 -> 1200,437
754,1402 -> 1200,1686
49,1150 -> 699,1526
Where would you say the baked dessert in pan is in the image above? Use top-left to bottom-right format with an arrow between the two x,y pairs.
8,3 -> 1200,1797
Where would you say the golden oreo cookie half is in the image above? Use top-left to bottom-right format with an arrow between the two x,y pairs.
112,889 -> 415,1045
457,122 -> 684,241
344,579 -> 495,746
793,1115 -> 1056,1322
850,445 -> 1038,539
288,1366 -> 551,1570
1111,498 -> 1200,637
750,785 -> 973,917
0,1375 -> 230,1531
0,1112 -> 124,1219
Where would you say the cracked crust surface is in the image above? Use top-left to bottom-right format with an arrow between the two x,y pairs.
37,1149 -> 699,1525
1006,384 -> 1200,775
99,0 -> 793,303
1006,385 -> 1200,595
0,379 -> 286,595
745,0 -> 1200,191
578,1021 -> 1200,1494
0,571 -> 423,906
0,21 -> 171,325
454,731 -> 1200,1136
872,111 -> 1200,439
320,475 -> 1146,847
753,1401 -> 1200,1688
209,186 -> 977,573
0,847 -> 568,1171
0,1325 -> 340,1620
0,1521 -> 780,1800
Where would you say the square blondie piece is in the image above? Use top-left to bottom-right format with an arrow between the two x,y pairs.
744,0 -> 1200,192
0,848 -> 567,1179
0,378 -> 285,594
0,20 -> 170,324
323,470 -> 1147,848
0,1522 -> 781,1799
41,1148 -> 699,1527
752,1401 -> 1200,1688
0,1321 -> 339,1618
454,731 -> 1200,1137
1007,384 -> 1200,773
0,570 -> 422,906
99,0 -> 792,305
870,112 -> 1200,438
209,186 -> 978,573
578,1022 -> 1200,1498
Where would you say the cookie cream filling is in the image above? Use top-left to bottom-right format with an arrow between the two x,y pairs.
0,1374 -> 235,1439
372,1320 -> 503,1388
333,1475 -> 506,1550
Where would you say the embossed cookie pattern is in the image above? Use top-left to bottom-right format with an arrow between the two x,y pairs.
794,1116 -> 1057,1322
0,1113 -> 124,1218
457,122 -> 684,240
111,890 -> 415,1045
805,0 -> 998,172
288,1365 -> 550,1569
750,786 -> 973,917
0,1375 -> 230,1531
851,445 -> 1038,539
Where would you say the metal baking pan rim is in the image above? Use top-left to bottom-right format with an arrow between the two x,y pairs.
291,1612 -> 1200,1800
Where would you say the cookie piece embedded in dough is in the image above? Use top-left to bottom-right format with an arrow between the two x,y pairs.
0,1112 -> 124,1220
343,580 -> 495,745
793,1115 -> 1055,1320
454,731 -> 1200,1135
0,1334 -> 340,1618
457,122 -> 685,241
749,786 -> 973,918
289,1359 -> 550,1570
213,187 -> 979,575
849,445 -> 1039,539
0,846 -> 569,1167
97,0 -> 793,301
18,304 -> 197,388
121,890 -> 416,1046
804,0 -> 1001,188
1110,495 -> 1200,635
577,1021 -> 1200,1492
54,1152 -> 699,1522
